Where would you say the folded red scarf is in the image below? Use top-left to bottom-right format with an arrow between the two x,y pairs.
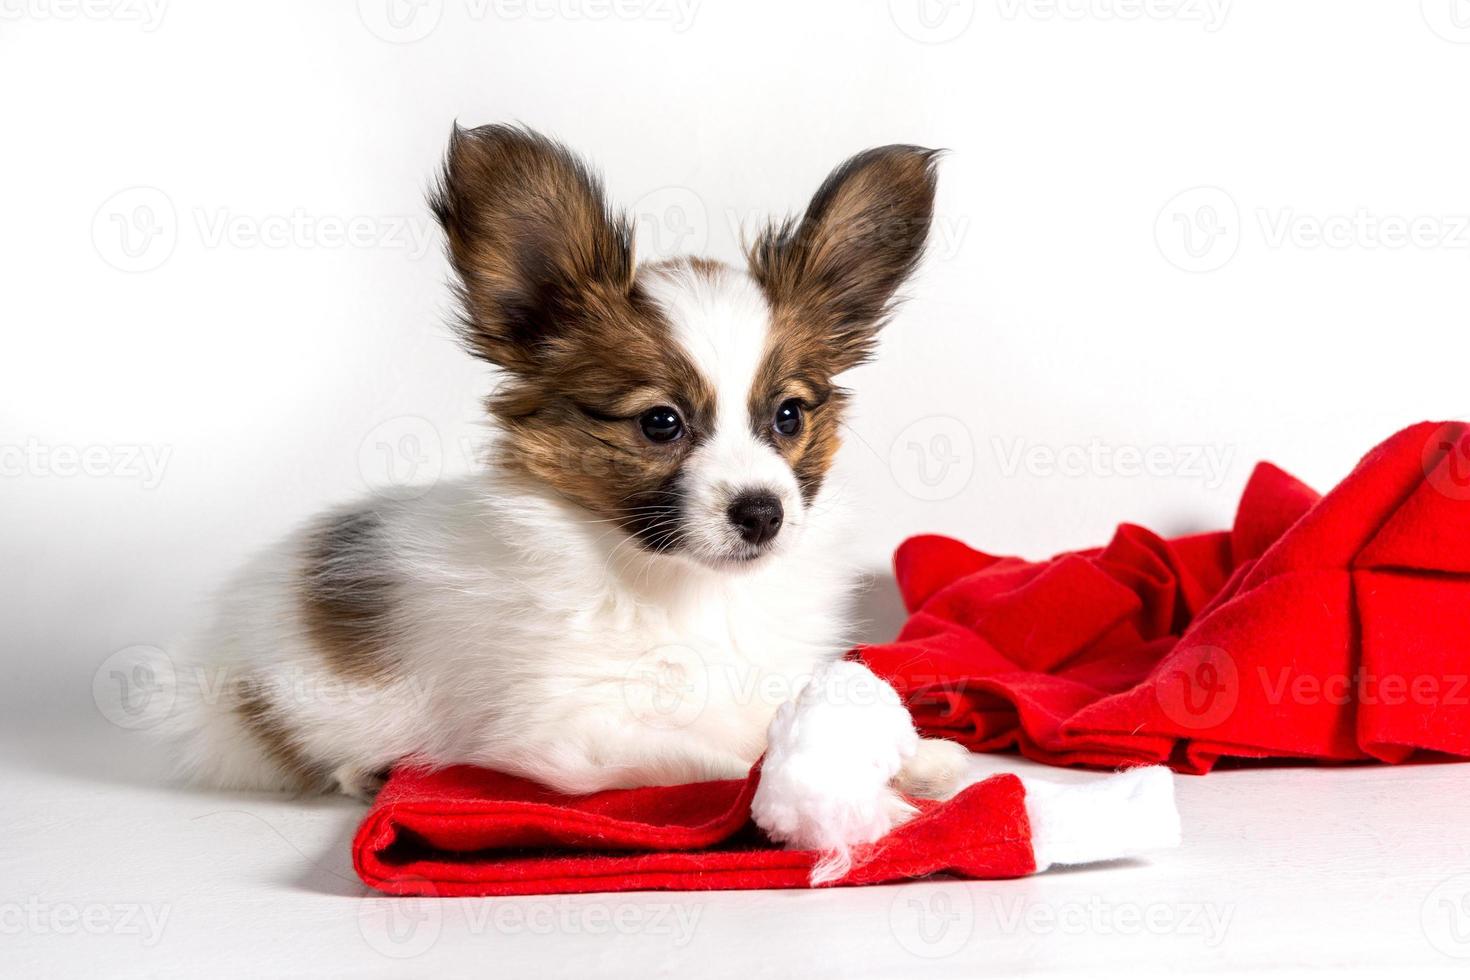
355,766 -> 1035,897
861,420 -> 1470,773
354,763 -> 1176,896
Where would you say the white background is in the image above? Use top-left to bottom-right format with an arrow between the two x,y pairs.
4,2 -> 1470,976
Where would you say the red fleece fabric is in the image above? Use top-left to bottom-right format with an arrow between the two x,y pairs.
861,420 -> 1470,773
354,766 -> 1035,897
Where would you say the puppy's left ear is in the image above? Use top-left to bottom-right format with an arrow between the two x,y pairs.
748,145 -> 940,372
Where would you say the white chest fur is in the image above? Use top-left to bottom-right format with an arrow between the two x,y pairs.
375,473 -> 858,791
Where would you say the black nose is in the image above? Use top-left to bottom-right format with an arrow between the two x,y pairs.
727,492 -> 784,546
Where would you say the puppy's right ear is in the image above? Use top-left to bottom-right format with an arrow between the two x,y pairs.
431,124 -> 635,372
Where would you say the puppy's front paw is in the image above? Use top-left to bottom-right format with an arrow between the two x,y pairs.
332,765 -> 386,803
893,737 -> 971,800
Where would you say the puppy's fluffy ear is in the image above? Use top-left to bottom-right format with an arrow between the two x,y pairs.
748,145 -> 940,372
431,124 -> 635,372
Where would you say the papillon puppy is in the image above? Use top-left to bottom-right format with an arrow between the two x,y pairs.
172,124 -> 966,801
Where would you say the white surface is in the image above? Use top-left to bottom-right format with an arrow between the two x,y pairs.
6,2 -> 1470,977
7,713 -> 1470,978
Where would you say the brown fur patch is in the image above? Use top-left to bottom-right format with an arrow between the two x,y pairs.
747,337 -> 847,504
743,146 -> 939,501
431,124 -> 637,375
299,508 -> 398,681
235,686 -> 329,792
491,297 -> 719,552
432,126 -> 727,552
747,145 -> 939,374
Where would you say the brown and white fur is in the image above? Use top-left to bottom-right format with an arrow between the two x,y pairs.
170,125 -> 966,801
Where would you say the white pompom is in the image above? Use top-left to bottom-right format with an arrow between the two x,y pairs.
750,660 -> 920,884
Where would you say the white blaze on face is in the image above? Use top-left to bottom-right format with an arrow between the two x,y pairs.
640,263 -> 803,563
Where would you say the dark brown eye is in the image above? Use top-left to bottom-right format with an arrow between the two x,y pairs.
773,399 -> 803,438
639,406 -> 684,443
